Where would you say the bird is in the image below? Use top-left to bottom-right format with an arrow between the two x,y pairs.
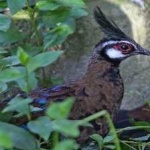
1,7 -> 150,143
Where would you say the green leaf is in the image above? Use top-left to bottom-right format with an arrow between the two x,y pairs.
7,0 -> 26,14
0,112 -> 12,122
2,56 -> 20,66
90,134 -> 103,149
52,119 -> 80,137
53,140 -> 78,150
104,145 -> 115,149
0,67 -> 24,82
131,120 -> 150,132
16,71 -> 38,93
36,1 -> 61,11
44,24 -> 73,48
0,129 -> 13,149
50,76 -> 64,86
0,122 -> 38,150
0,147 -> 4,150
0,28 -> 24,45
133,121 -> 150,127
70,8 -> 88,18
17,47 -> 30,65
46,97 -> 74,119
40,7 -> 87,28
40,7 -> 71,27
0,14 -> 11,31
0,47 -> 7,54
3,97 -> 32,115
56,0 -> 86,8
27,51 -> 63,73
130,134 -> 150,141
0,1 -> 7,9
103,135 -> 114,143
0,82 -> 7,93
27,116 -> 52,141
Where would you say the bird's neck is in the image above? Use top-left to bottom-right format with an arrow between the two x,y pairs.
85,54 -> 120,79
74,54 -> 123,97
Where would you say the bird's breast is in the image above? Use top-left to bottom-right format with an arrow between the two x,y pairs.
70,63 -> 124,120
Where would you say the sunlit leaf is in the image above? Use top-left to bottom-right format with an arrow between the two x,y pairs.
0,129 -> 13,149
17,47 -> 30,65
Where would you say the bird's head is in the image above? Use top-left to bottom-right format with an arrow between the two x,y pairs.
93,7 -> 150,64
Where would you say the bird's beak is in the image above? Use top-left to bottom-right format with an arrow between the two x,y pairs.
135,46 -> 150,56
139,48 -> 150,55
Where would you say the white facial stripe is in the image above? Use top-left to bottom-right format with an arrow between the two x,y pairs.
102,40 -> 136,49
106,48 -> 126,59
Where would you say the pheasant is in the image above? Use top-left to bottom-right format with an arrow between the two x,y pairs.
1,7 -> 150,142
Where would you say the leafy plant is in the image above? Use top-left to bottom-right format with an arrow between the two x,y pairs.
0,0 -> 88,149
0,0 -> 88,92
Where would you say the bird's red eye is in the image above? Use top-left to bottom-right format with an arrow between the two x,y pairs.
114,43 -> 133,54
120,44 -> 131,51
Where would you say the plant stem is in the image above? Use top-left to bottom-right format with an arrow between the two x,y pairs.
77,110 -> 121,150
25,68 -> 30,94
26,0 -> 42,46
27,113 -> 31,121
120,140 -> 137,150
117,126 -> 150,133
42,68 -> 47,87
52,132 -> 59,148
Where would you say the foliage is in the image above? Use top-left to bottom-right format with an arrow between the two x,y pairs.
0,0 -> 88,91
0,0 -> 149,150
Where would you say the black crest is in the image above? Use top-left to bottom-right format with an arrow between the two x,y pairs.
93,7 -> 129,39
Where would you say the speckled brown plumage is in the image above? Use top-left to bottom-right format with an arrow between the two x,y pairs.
69,57 -> 124,141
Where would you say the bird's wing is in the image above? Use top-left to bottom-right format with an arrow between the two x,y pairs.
30,85 -> 75,108
0,85 -> 75,125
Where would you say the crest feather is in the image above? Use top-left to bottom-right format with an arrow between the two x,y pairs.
93,7 -> 128,39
